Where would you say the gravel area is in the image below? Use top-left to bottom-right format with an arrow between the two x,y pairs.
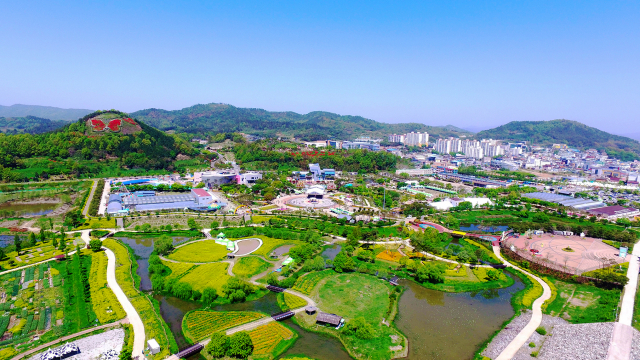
28,329 -> 125,360
630,327 -> 640,360
482,311 -> 569,360
538,322 -> 614,360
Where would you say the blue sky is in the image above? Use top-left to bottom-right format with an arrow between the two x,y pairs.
1,1 -> 639,131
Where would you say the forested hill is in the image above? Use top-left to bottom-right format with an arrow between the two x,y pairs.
477,119 -> 640,161
0,116 -> 68,134
0,104 -> 93,121
0,110 -> 197,181
131,103 -> 471,140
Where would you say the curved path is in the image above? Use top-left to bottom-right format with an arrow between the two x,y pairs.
104,247 -> 146,358
493,245 -> 552,360
81,180 -> 98,217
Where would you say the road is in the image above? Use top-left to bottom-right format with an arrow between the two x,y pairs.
10,320 -> 128,360
82,180 -> 98,217
493,245 -> 552,360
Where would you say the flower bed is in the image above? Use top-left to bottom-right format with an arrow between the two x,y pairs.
291,269 -> 334,295
124,117 -> 136,125
91,119 -> 105,131
376,250 -> 403,262
107,119 -> 122,131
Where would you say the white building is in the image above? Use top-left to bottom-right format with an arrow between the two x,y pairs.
388,134 -> 406,143
405,132 -> 429,146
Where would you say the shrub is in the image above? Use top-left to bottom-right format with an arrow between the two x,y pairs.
529,342 -> 535,348
206,332 -> 229,358
535,326 -> 546,335
227,331 -> 254,359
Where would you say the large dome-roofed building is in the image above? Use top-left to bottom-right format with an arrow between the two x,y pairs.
306,184 -> 326,199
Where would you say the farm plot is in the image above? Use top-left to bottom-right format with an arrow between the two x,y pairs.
375,249 -> 403,262
248,322 -> 297,358
182,311 -> 265,342
291,270 -> 334,295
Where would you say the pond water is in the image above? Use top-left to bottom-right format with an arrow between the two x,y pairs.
395,273 -> 524,360
114,236 -> 190,291
321,244 -> 341,261
460,224 -> 510,233
0,202 -> 57,217
271,244 -> 294,257
278,318 -> 352,360
0,235 -> 26,248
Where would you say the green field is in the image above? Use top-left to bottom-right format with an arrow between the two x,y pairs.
182,310 -> 265,342
167,240 -> 228,263
298,273 -> 406,360
544,278 -> 621,323
233,256 -> 271,278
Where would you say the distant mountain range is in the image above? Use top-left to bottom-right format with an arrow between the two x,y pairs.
476,119 -> 640,160
0,104 -> 92,121
0,116 -> 68,134
2,104 -> 639,160
130,103 -> 471,140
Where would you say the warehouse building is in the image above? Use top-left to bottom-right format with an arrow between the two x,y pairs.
522,192 -> 605,210
108,189 -> 217,213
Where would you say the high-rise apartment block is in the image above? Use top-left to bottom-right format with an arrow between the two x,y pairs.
388,132 -> 429,146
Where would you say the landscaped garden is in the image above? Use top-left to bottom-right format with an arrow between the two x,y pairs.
167,240 -> 229,263
182,310 -> 265,342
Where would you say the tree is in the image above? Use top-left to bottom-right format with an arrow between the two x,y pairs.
187,218 -> 199,230
29,232 -> 37,247
0,248 -> 4,261
14,235 -> 21,254
343,317 -> 375,339
154,235 -> 174,256
173,282 -> 193,300
118,348 -> 132,360
206,332 -> 229,358
89,239 -> 102,252
211,221 -> 219,229
333,251 -> 355,273
416,262 -> 446,283
52,236 -> 58,249
202,287 -> 218,305
227,332 -> 254,359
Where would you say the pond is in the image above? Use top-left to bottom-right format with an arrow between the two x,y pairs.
395,273 -> 524,360
114,236 -> 190,291
271,245 -> 294,258
320,244 -> 341,262
0,235 -> 26,248
460,224 -> 510,233
0,202 -> 58,217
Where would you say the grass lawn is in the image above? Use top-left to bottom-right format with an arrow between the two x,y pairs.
233,256 -> 271,278
544,278 -> 621,323
306,273 -> 406,360
167,240 -> 228,263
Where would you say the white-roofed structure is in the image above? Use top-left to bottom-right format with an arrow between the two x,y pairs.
306,185 -> 326,199
522,192 -> 605,210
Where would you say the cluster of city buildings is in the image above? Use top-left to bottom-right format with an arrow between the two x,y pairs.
388,132 -> 430,147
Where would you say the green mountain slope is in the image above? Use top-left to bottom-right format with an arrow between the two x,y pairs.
0,104 -> 93,121
131,103 -> 470,140
477,119 -> 640,160
0,116 -> 69,134
0,110 -> 197,181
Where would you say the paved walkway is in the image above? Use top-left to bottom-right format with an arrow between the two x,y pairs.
493,245 -> 552,360
82,180 -> 98,217
10,320 -> 128,360
605,245 -> 640,360
104,247 -> 146,358
97,180 -> 111,216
